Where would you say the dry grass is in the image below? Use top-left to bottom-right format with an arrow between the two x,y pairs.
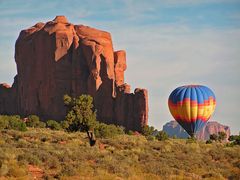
0,128 -> 239,179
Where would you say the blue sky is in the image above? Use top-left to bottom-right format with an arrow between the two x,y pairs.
0,0 -> 240,134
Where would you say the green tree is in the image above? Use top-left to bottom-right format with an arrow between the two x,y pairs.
141,125 -> 155,136
0,116 -> 9,130
63,94 -> 98,146
60,121 -> 69,130
0,115 -> 27,131
26,115 -> 46,128
156,131 -> 169,141
218,131 -> 227,142
228,133 -> 240,145
206,139 -> 213,144
210,134 -> 218,141
127,130 -> 134,135
229,135 -> 237,141
46,120 -> 62,130
94,123 -> 124,138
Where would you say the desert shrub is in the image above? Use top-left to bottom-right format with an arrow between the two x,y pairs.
41,136 -> 50,142
225,142 -> 234,147
141,161 -> 168,176
1,115 -> 27,131
202,172 -> 225,179
0,162 -> 9,176
229,134 -> 238,141
0,116 -> 9,130
7,163 -> 27,177
234,137 -> 240,145
218,131 -> 227,142
26,115 -> 40,127
61,120 -> 69,130
206,139 -> 213,144
228,134 -> 240,145
18,153 -> 42,166
59,164 -> 77,177
186,137 -> 197,144
127,130 -> 134,135
46,120 -> 62,130
156,131 -> 169,141
45,156 -> 61,169
95,123 -> 125,138
12,133 -> 23,141
210,133 -> 218,141
9,120 -> 26,131
141,125 -> 155,136
0,126 -> 239,179
209,132 -> 227,142
146,135 -> 156,141
208,148 -> 226,162
0,151 -> 26,176
38,121 -> 46,128
26,115 -> 46,128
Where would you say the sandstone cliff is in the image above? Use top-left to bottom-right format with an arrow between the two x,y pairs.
163,121 -> 230,140
0,16 -> 148,131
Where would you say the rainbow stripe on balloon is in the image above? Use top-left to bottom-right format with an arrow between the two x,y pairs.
168,85 -> 216,136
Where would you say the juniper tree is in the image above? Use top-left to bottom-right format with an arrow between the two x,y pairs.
63,94 -> 97,146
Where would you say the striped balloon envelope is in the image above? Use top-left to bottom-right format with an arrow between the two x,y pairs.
168,85 -> 216,137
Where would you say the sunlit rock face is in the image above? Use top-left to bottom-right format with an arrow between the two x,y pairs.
0,16 -> 148,131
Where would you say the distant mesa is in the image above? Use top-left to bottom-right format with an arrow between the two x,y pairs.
163,120 -> 230,141
0,16 -> 148,131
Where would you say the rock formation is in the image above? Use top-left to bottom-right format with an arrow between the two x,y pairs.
0,16 -> 148,131
197,121 -> 230,141
162,120 -> 189,138
163,121 -> 230,141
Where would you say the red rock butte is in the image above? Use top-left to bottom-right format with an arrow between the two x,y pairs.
0,16 -> 148,131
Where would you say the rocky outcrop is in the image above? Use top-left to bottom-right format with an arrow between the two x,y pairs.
162,121 -> 189,138
197,121 -> 230,141
0,16 -> 148,131
163,121 -> 230,140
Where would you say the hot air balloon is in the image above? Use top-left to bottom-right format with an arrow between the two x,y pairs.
168,85 -> 216,137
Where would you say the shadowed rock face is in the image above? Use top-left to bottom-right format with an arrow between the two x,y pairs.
163,121 -> 230,141
0,16 -> 148,131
